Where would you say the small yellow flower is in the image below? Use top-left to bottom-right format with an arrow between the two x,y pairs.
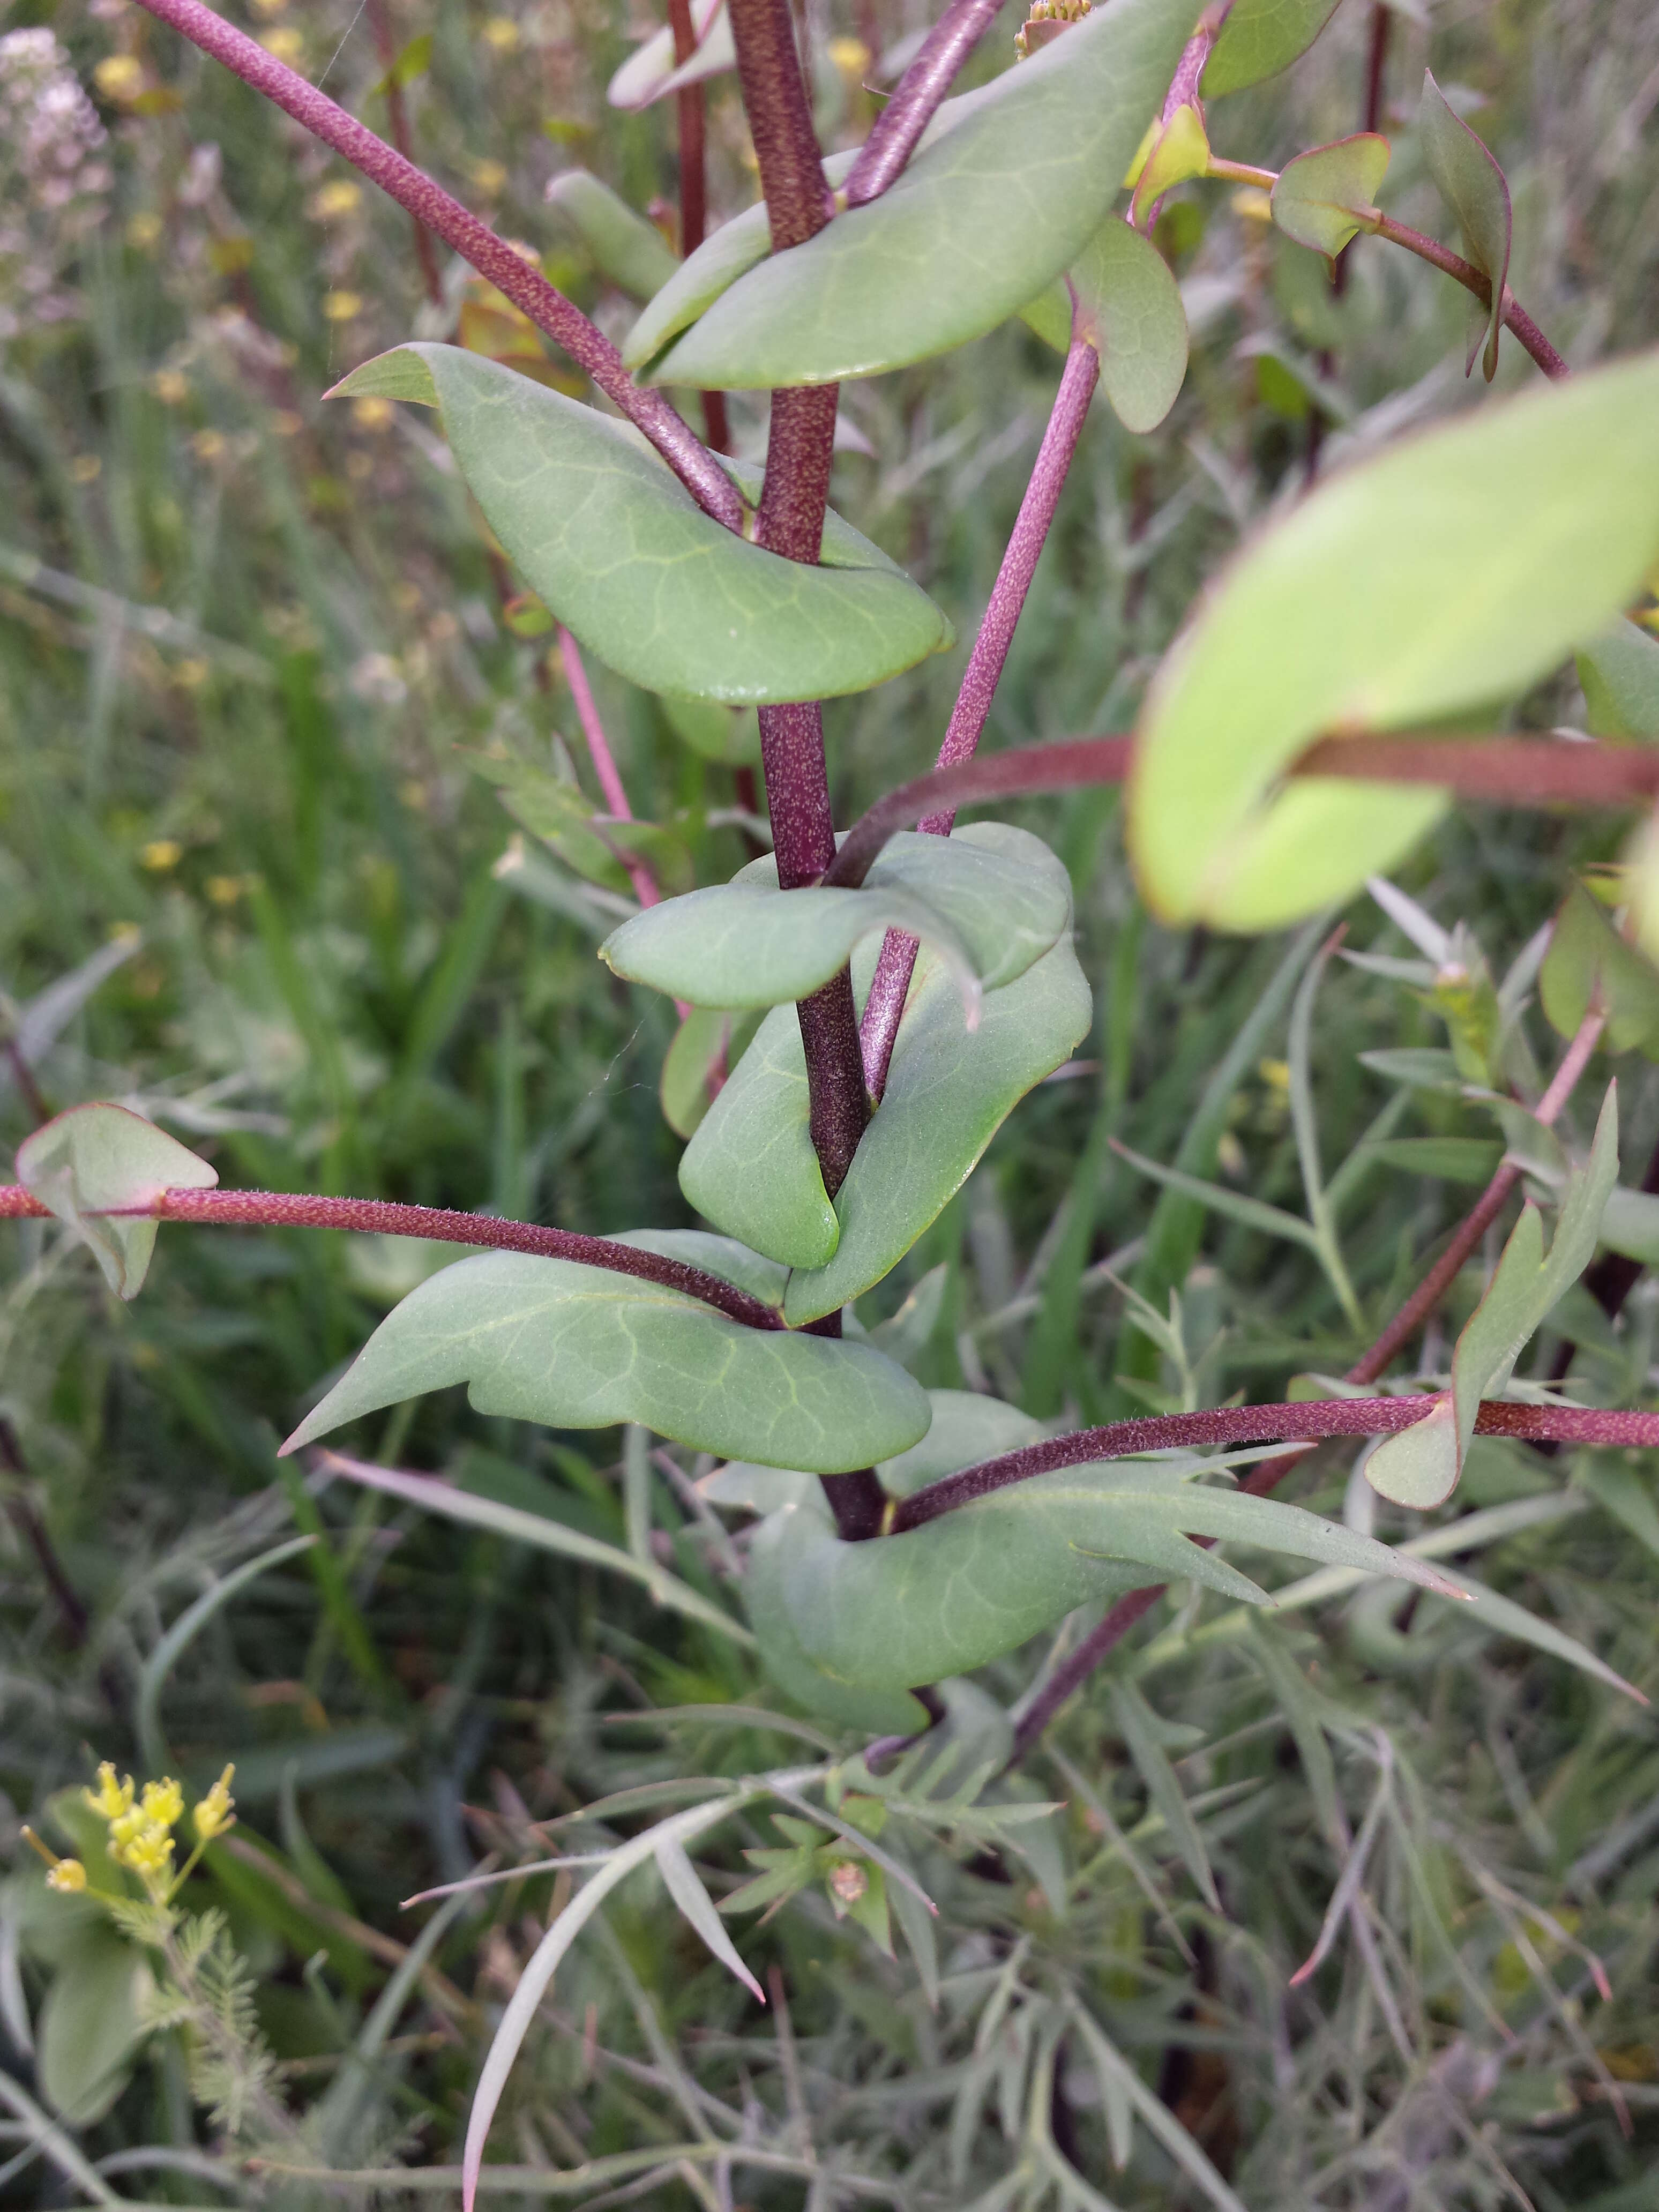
469,159 -> 507,198
174,658 -> 210,691
117,1825 -> 176,1880
69,455 -> 102,484
481,16 -> 520,51
141,839 -> 182,871
94,54 -> 147,103
109,1803 -> 150,1854
322,289 -> 363,323
826,36 -> 869,76
141,1776 -> 184,1829
192,429 -> 226,462
261,27 -> 305,64
152,368 -> 190,405
192,1765 -> 236,1842
309,180 -> 361,222
48,1859 -> 88,1894
351,396 -> 394,431
205,874 -> 248,906
126,211 -> 163,250
86,1761 -> 134,1821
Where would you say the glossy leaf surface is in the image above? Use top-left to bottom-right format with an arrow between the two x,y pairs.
1577,619 -> 1659,741
1368,1087 -> 1618,1507
603,823 -> 1070,1010
1128,353 -> 1659,930
282,1250 -> 929,1473
647,0 -> 1198,390
331,346 -> 951,703
17,1101 -> 217,1298
1418,71 -> 1511,380
545,169 -> 679,301
1271,134 -> 1391,260
1202,0 -> 1344,97
754,1460 -> 1461,1706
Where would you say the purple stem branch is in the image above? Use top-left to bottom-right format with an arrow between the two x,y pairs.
127,0 -> 743,529
557,627 -> 663,915
1365,212 -> 1568,380
0,1185 -> 782,1332
843,0 -> 1010,207
859,329 -> 1103,1100
896,1391 -> 1659,1534
363,0 -> 443,306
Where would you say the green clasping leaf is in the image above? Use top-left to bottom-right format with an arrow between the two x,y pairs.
752,1460 -> 1463,1715
1130,103 -> 1209,230
17,1101 -> 218,1298
329,345 -> 951,703
545,169 -> 679,301
1023,219 -> 1190,432
602,823 -> 1070,1012
1202,0 -> 1344,98
645,0 -> 1198,390
281,1249 -> 929,1473
1541,879 -> 1659,1060
679,1000 -> 841,1272
660,1007 -> 763,1139
1369,1086 -> 1618,1508
1418,72 -> 1512,381
1271,133 -> 1391,261
1577,619 -> 1659,741
1128,353 -> 1659,931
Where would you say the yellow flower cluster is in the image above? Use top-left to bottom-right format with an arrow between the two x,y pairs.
79,1760 -> 237,1896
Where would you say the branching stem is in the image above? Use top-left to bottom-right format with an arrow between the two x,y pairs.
843,0 -> 1009,206
126,0 -> 742,528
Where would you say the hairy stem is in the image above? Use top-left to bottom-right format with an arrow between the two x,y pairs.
860,330 -> 1103,1100
1364,211 -> 1569,380
843,0 -> 1009,206
363,0 -> 443,306
0,1185 -> 783,1331
665,0 -> 730,451
127,0 -> 742,529
1004,1008 -> 1607,1757
897,1388 -> 1655,1533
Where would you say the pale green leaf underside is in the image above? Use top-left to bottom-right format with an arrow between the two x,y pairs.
1418,70 -> 1511,380
1202,0 -> 1344,97
647,0 -> 1199,390
16,1100 -> 218,1299
1128,352 -> 1659,930
1576,618 -> 1659,741
38,1932 -> 153,2125
753,1460 -> 1462,1709
679,1000 -> 841,1271
1023,219 -> 1191,435
281,1250 -> 929,1473
1368,1087 -> 1617,1507
1271,134 -> 1391,260
607,0 -> 733,110
878,1388 -> 1047,1497
544,170 -> 679,302
603,823 -> 1069,1010
331,345 -> 951,704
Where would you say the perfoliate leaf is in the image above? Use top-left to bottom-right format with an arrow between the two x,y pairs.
1576,619 -> 1659,741
16,1102 -> 218,1298
281,1250 -> 930,1474
645,0 -> 1199,390
746,1504 -> 933,1736
751,1460 -> 1462,1716
1417,71 -> 1512,380
1540,879 -> 1659,1059
660,1006 -> 763,1139
602,824 -> 1070,1011
1023,219 -> 1189,431
878,1389 -> 1048,1497
659,692 -> 763,765
1369,1087 -> 1618,1508
1271,134 -> 1391,260
1130,103 -> 1210,230
328,345 -> 951,704
607,0 -> 733,109
1127,352 -> 1659,930
545,170 -> 679,301
1202,0 -> 1344,98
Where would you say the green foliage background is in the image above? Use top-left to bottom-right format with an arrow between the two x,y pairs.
2,0 -> 1657,2202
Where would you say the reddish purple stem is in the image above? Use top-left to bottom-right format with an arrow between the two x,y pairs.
860,331 -> 1102,1098
0,1184 -> 781,1331
844,0 -> 1011,207
129,0 -> 742,530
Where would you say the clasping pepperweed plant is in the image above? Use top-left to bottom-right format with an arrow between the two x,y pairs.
6,0 -> 1659,2200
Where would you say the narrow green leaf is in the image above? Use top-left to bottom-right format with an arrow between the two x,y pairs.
654,1835 -> 765,2001
1540,879 -> 1659,1059
1112,1139 -> 1324,1255
282,1251 -> 928,1474
604,823 -> 1068,1010
16,1101 -> 217,1299
784,931 -> 1092,1325
1111,1682 -> 1220,1910
329,345 -> 951,704
1369,1086 -> 1618,1507
1576,619 -> 1659,740
1271,134 -> 1391,260
1202,0 -> 1344,99
1577,1458 -> 1659,1568
659,1006 -> 762,1139
1128,353 -> 1659,930
1363,1136 -> 1503,1184
1418,72 -> 1512,380
754,1461 -> 1461,1706
646,0 -> 1199,390
607,0 -> 733,110
38,1932 -> 154,2125
545,170 -> 679,301
136,1533 -> 318,1773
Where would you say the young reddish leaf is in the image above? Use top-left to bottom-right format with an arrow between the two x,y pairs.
1271,133 -> 1391,261
1417,71 -> 1512,380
